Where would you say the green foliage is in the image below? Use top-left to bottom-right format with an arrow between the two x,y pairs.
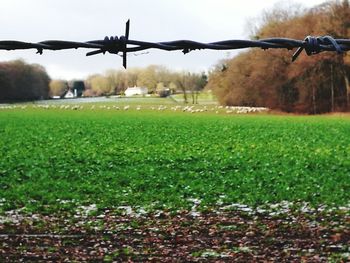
0,108 -> 349,214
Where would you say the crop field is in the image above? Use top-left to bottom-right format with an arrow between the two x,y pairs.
0,101 -> 349,261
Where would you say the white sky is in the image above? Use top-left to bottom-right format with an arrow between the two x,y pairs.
0,0 -> 326,80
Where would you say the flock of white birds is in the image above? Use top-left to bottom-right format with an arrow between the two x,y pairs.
0,104 -> 269,114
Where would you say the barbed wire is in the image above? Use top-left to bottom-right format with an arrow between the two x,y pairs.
0,20 -> 349,68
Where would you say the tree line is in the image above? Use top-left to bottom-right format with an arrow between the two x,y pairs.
2,0 -> 350,113
49,65 -> 207,103
0,60 -> 50,101
83,65 -> 207,103
207,0 -> 350,113
0,61 -> 207,103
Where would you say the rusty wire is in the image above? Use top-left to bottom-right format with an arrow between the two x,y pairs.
0,20 -> 349,68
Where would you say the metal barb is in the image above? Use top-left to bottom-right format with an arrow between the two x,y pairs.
0,20 -> 349,68
123,19 -> 130,68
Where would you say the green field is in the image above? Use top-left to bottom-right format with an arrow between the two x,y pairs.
0,103 -> 350,214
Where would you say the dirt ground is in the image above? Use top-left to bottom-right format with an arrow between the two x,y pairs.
1,206 -> 349,262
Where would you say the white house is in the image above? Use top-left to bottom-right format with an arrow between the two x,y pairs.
64,90 -> 75,99
124,87 -> 148,97
63,89 -> 78,99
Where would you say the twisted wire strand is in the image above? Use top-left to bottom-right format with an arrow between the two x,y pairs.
1,20 -> 349,68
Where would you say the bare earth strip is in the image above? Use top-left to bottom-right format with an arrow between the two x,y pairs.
1,207 -> 349,262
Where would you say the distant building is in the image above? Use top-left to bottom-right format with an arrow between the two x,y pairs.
125,87 -> 148,97
64,90 -> 75,99
60,80 -> 86,99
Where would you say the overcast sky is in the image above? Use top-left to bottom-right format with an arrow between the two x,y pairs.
0,0 -> 326,80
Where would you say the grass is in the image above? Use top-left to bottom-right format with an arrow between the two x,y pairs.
0,103 -> 349,214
